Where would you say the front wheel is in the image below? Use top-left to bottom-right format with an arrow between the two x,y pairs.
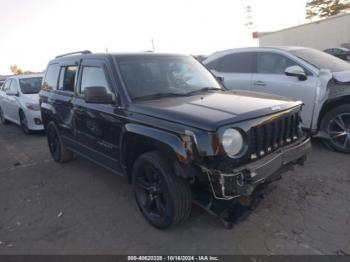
0,106 -> 9,125
46,122 -> 74,163
19,110 -> 31,134
132,151 -> 192,229
320,104 -> 350,153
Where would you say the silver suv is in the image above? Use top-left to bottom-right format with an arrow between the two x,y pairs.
203,46 -> 350,153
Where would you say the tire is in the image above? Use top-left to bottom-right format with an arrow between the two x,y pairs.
320,104 -> 350,153
0,106 -> 9,125
132,151 -> 192,229
46,121 -> 74,163
19,110 -> 31,134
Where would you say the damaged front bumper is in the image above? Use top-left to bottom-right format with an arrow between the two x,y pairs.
201,138 -> 311,200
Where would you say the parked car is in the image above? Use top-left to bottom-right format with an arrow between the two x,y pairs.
40,51 -> 310,229
324,47 -> 350,61
203,47 -> 350,153
0,74 -> 44,133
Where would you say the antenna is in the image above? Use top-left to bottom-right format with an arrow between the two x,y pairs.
151,38 -> 155,52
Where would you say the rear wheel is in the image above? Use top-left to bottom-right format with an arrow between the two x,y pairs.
320,105 -> 350,153
0,106 -> 9,125
19,110 -> 31,134
132,151 -> 192,229
46,122 -> 74,163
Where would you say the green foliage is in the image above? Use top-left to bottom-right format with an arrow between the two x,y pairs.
306,0 -> 350,19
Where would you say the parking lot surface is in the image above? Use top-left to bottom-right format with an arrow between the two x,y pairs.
0,123 -> 350,255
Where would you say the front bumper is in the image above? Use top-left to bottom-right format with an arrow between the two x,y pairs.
25,110 -> 44,131
203,138 -> 311,200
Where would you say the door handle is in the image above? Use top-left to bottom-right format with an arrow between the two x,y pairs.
254,80 -> 266,86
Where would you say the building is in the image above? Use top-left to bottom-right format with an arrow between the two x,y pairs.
257,13 -> 350,50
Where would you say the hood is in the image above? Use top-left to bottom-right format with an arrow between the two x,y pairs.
332,71 -> 350,83
129,90 -> 301,131
21,93 -> 40,104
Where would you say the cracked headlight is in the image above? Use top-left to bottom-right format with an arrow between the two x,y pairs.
25,103 -> 40,111
221,128 -> 244,158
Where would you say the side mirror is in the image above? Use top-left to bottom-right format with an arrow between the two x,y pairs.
285,66 -> 307,81
6,90 -> 19,96
83,86 -> 114,104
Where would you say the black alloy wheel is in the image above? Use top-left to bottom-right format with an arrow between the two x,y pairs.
132,151 -> 192,229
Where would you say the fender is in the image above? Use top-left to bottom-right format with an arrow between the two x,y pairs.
121,123 -> 189,165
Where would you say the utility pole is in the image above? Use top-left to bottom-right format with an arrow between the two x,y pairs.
151,38 -> 155,52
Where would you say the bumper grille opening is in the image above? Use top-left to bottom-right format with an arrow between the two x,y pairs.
249,112 -> 301,160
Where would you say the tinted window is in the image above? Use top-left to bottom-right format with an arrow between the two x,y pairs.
19,77 -> 43,94
257,53 -> 298,74
217,53 -> 255,73
291,48 -> 350,72
58,66 -> 77,92
43,64 -> 60,90
80,66 -> 111,94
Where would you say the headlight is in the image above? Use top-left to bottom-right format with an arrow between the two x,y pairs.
221,128 -> 244,157
25,103 -> 40,111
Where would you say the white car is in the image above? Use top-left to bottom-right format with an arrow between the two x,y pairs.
203,47 -> 350,153
0,74 -> 44,133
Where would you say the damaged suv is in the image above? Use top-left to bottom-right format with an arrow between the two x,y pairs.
40,51 -> 311,229
204,47 -> 350,153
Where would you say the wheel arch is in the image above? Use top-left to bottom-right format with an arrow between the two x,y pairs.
317,95 -> 350,130
120,123 -> 189,183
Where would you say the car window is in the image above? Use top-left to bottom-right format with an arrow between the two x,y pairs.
19,77 -> 43,94
58,66 -> 77,92
216,52 -> 255,73
43,64 -> 60,90
3,80 -> 12,91
9,79 -> 19,93
80,66 -> 111,94
257,53 -> 298,75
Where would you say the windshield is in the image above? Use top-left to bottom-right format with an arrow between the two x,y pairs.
19,77 -> 42,94
116,55 -> 222,100
291,48 -> 350,72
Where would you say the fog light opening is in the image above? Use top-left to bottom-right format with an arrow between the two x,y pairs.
236,173 -> 245,187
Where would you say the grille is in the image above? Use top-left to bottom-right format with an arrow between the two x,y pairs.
248,111 -> 302,160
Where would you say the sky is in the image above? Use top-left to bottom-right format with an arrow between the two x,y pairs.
0,0 -> 307,75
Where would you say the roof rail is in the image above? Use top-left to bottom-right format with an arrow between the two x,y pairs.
55,50 -> 92,59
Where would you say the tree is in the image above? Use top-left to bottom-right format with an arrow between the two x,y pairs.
306,0 -> 350,19
10,64 -> 23,75
10,65 -> 36,75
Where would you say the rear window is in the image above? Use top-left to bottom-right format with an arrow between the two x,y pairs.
43,64 -> 60,90
19,77 -> 43,94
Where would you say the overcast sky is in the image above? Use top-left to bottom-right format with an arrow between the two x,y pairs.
0,0 -> 306,74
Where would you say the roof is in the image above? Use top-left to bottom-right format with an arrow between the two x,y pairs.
51,52 -> 189,62
8,73 -> 43,79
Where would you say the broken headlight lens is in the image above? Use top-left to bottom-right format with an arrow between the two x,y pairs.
221,128 -> 244,158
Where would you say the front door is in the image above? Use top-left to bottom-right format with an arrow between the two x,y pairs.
251,52 -> 318,129
73,58 -> 123,173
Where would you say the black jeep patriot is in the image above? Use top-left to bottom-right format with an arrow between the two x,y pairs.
40,50 -> 311,229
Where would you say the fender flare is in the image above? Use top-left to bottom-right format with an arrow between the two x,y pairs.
120,123 -> 189,166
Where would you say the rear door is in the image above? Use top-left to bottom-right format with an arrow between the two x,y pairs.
206,52 -> 255,91
251,52 -> 318,128
73,58 -> 123,173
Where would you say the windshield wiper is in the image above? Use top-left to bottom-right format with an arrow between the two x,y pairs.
133,92 -> 188,101
185,87 -> 223,96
